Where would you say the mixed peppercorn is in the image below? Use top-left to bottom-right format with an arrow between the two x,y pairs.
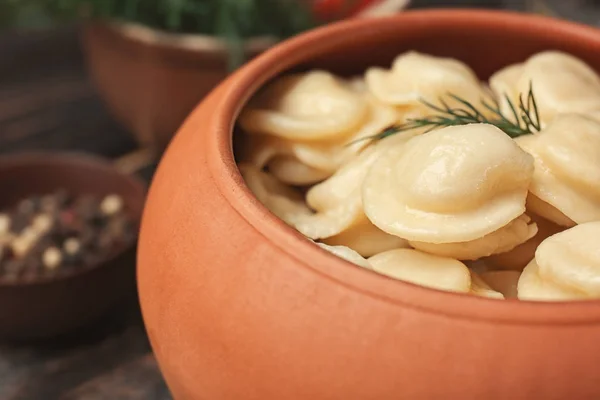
0,190 -> 137,282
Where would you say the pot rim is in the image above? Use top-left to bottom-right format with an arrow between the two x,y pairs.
205,9 -> 600,324
105,20 -> 278,54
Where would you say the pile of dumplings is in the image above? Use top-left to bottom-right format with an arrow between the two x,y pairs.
237,50 -> 600,302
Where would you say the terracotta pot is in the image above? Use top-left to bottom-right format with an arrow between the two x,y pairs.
81,22 -> 275,150
138,10 -> 600,400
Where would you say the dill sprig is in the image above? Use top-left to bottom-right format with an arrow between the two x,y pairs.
373,81 -> 541,141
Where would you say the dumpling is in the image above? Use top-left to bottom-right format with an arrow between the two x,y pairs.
489,51 -> 600,127
368,248 -> 472,293
238,74 -> 400,184
469,270 -> 505,299
304,133 -> 416,251
268,156 -> 331,186
288,95 -> 399,172
239,133 -> 416,243
534,222 -> 600,296
486,213 -> 564,271
316,243 -> 372,269
322,215 -> 409,257
237,135 -> 329,186
365,51 -> 492,121
239,71 -> 368,141
239,162 -> 311,219
242,94 -> 398,171
480,270 -> 521,299
516,114 -> 600,225
239,163 -> 361,239
306,140 -> 386,212
306,133 -> 418,213
518,222 -> 600,301
410,214 -> 538,261
362,124 -> 534,245
517,260 -> 588,301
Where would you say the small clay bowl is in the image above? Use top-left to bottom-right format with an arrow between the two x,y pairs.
139,9 -> 600,400
0,152 -> 145,341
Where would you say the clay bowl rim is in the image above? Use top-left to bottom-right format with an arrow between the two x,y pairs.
203,9 -> 600,324
104,20 -> 278,55
0,151 -> 146,288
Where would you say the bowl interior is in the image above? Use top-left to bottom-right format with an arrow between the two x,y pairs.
234,11 -> 600,159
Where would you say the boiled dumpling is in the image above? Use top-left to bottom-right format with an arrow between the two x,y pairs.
268,156 -> 331,186
239,164 -> 361,239
237,128 -> 330,185
306,132 -> 418,213
316,243 -> 372,269
486,213 -> 564,271
322,215 -> 409,257
239,162 -> 311,220
368,248 -> 472,293
410,214 -> 538,261
518,260 -> 588,301
238,74 -> 399,184
365,51 -> 492,121
304,133 -> 416,251
240,92 -> 399,176
239,71 -> 368,140
489,51 -> 600,127
534,222 -> 600,296
516,114 -> 600,225
289,95 -> 399,172
518,222 -> 600,301
363,124 -> 534,245
306,141 -> 384,212
239,134 -> 416,242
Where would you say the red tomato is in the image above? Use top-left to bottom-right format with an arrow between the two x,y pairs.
312,0 -> 344,20
347,0 -> 384,15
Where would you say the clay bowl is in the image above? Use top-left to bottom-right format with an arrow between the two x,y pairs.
81,22 -> 275,151
138,9 -> 600,400
0,153 -> 145,341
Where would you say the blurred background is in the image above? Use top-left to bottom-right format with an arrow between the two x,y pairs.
0,0 -> 598,399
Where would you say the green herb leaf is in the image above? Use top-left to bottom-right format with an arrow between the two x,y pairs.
4,0 -> 318,68
367,82 -> 542,141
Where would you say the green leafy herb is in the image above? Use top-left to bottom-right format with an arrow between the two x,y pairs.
1,0 -> 318,70
371,81 -> 542,141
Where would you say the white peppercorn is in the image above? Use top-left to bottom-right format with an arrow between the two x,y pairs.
63,238 -> 81,256
0,213 -> 10,236
32,213 -> 53,234
42,247 -> 62,271
11,233 -> 36,258
100,194 -> 123,216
